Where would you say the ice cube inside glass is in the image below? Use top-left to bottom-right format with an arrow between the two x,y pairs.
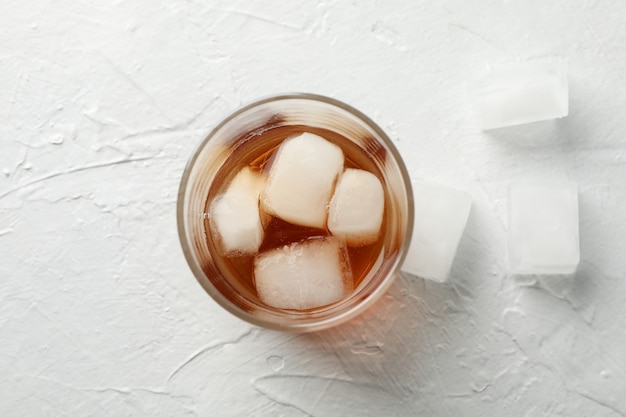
507,181 -> 580,274
177,94 -> 413,332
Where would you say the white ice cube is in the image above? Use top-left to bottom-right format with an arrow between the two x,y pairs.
209,167 -> 264,255
328,168 -> 385,246
261,132 -> 344,228
254,237 -> 351,310
508,181 -> 579,274
402,180 -> 472,283
474,59 -> 568,129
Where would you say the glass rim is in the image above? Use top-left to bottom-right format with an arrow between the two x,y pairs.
176,92 -> 414,332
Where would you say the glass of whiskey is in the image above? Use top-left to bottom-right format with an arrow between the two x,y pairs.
177,93 -> 413,332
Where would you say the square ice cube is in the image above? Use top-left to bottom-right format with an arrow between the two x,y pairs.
209,167 -> 264,255
474,59 -> 568,129
328,168 -> 385,246
261,132 -> 344,228
508,181 -> 579,274
402,180 -> 472,283
254,237 -> 352,310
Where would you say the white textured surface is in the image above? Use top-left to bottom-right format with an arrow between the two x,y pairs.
2,1 -> 626,416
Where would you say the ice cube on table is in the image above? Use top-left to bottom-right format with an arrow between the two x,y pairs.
254,237 -> 351,310
261,132 -> 344,228
508,181 -> 579,274
401,180 -> 472,283
328,168 -> 385,246
474,59 -> 568,129
209,167 -> 264,255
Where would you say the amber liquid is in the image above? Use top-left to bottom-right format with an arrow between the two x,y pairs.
204,124 -> 388,308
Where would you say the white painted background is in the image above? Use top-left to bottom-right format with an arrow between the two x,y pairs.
2,1 -> 626,415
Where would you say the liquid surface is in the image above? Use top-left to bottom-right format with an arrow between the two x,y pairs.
205,123 -> 388,307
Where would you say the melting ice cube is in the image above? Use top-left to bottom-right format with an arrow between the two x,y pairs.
508,181 -> 579,274
328,168 -> 384,246
261,132 -> 344,229
474,59 -> 568,129
209,167 -> 264,255
402,180 -> 472,283
254,237 -> 351,310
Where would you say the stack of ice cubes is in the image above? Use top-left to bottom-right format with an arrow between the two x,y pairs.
209,133 -> 385,310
